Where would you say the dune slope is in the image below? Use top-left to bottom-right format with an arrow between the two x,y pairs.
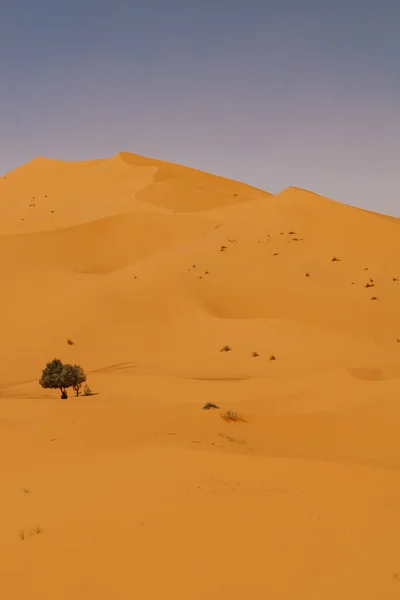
1,153 -> 400,599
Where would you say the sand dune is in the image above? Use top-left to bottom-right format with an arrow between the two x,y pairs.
1,152 -> 400,599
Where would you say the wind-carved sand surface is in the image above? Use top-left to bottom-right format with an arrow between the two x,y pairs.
1,152 -> 400,598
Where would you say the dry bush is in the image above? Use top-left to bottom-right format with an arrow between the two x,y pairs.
221,410 -> 247,423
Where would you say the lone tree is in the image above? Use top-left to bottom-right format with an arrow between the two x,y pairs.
39,359 -> 87,399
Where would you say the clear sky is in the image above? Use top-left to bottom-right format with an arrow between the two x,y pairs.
1,1 -> 399,215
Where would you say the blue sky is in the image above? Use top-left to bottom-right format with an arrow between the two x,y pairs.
1,0 -> 399,215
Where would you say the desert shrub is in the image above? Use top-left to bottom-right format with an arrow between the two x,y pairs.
39,359 -> 86,399
221,410 -> 247,423
82,384 -> 92,396
220,345 -> 231,352
202,402 -> 219,410
66,338 -> 74,345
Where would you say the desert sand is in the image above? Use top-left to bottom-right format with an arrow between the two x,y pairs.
1,152 -> 400,599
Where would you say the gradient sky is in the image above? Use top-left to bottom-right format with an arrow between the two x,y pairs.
1,1 -> 399,215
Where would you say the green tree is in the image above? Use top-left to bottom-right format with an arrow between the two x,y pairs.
39,359 -> 86,399
71,364 -> 87,396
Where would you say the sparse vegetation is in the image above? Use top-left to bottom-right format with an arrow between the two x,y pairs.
269,355 -> 276,361
393,277 -> 399,282
221,410 -> 247,423
365,282 -> 375,288
220,345 -> 232,353
305,272 -> 310,277
370,296 -> 378,300
272,252 -> 279,256
220,245 -> 228,251
23,487 -> 30,494
82,384 -> 92,396
19,531 -> 25,541
331,257 -> 341,262
252,351 -> 259,357
202,402 -> 219,410
66,338 -> 74,345
39,359 -> 87,399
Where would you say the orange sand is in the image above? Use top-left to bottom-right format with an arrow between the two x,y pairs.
1,152 -> 400,598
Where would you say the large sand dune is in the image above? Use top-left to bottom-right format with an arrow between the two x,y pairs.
1,152 -> 400,598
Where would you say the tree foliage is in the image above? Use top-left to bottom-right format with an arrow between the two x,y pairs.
39,359 -> 87,399
71,364 -> 87,396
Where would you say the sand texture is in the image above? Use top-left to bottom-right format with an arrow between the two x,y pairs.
1,152 -> 400,598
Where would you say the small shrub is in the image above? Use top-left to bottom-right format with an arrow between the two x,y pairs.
331,257 -> 341,262
221,410 -> 247,423
66,338 -> 74,345
82,384 -> 92,396
269,355 -> 276,361
202,403 -> 219,410
19,531 -> 25,541
365,282 -> 375,288
23,487 -> 30,494
370,296 -> 378,300
220,345 -> 231,353
305,272 -> 310,277
272,252 -> 279,256
252,351 -> 259,358
393,277 -> 399,282
220,245 -> 228,252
